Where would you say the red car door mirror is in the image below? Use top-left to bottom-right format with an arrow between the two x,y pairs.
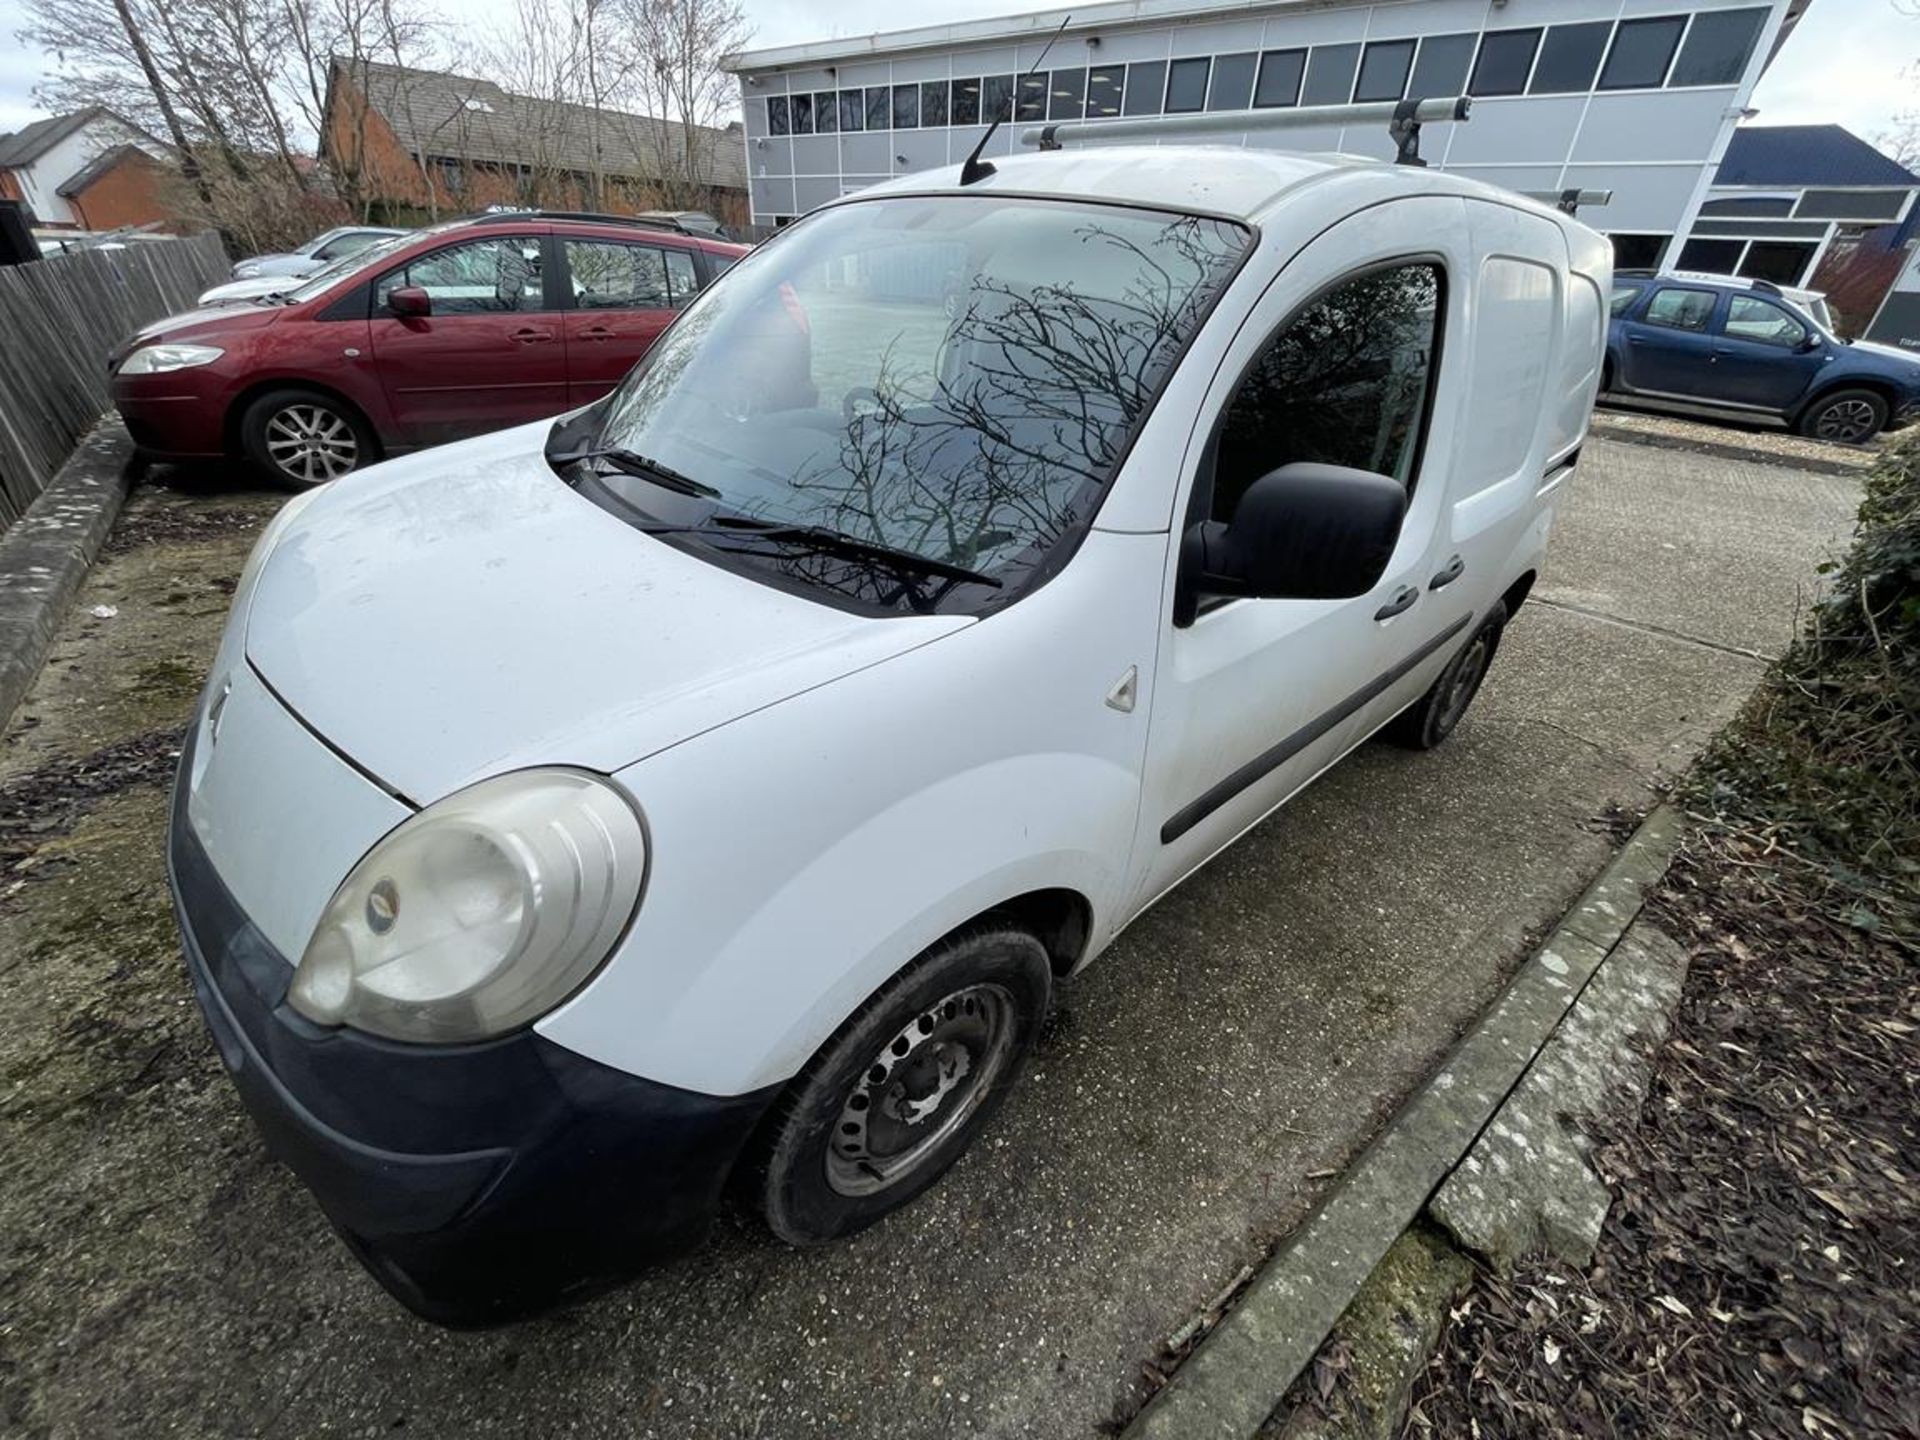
387,286 -> 432,319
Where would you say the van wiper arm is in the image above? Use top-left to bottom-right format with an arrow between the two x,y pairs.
643,514 -> 1003,589
552,446 -> 722,499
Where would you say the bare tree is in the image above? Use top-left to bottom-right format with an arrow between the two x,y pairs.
607,0 -> 748,210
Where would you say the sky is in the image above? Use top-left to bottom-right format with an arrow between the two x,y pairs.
1,0 -> 1914,148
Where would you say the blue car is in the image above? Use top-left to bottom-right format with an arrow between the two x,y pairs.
1604,270 -> 1920,444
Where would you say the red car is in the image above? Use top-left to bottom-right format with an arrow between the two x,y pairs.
111,212 -> 748,487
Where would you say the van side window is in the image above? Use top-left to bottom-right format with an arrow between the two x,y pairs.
1643,287 -> 1715,332
1211,262 -> 1441,521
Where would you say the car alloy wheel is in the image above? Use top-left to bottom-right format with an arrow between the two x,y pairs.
1811,397 -> 1879,444
825,982 -> 1018,1197
264,403 -> 360,484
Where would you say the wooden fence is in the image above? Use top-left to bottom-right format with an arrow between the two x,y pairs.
0,233 -> 229,530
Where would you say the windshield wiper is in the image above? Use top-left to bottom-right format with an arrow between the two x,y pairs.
643,514 -> 1003,590
552,446 -> 721,499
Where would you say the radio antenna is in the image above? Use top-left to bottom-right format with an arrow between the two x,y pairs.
960,14 -> 1071,186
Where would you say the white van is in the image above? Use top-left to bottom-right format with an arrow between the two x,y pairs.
169,138 -> 1609,1324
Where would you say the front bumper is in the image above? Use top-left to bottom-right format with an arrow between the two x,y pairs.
167,742 -> 779,1326
113,376 -> 228,458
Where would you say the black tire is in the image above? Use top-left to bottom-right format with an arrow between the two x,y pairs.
238,387 -> 378,489
1795,388 -> 1887,445
1385,601 -> 1508,750
757,922 -> 1052,1247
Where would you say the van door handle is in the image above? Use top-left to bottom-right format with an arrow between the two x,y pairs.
1374,585 -> 1418,622
510,327 -> 554,344
1428,555 -> 1465,591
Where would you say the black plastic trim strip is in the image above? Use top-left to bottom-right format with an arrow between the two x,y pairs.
1160,610 -> 1473,845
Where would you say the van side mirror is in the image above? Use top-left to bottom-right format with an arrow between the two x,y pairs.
387,285 -> 432,319
1179,463 -> 1407,622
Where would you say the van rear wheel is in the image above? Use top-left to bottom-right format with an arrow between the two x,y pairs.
757,923 -> 1051,1246
1386,602 -> 1507,750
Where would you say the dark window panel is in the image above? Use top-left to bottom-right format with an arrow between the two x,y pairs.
813,92 -> 837,132
982,74 -> 1015,122
1016,71 -> 1049,120
1470,29 -> 1540,96
1599,15 -> 1685,91
1737,241 -> 1818,285
1165,56 -> 1210,113
1698,196 -> 1794,218
766,95 -> 790,135
1253,49 -> 1305,107
921,80 -> 949,126
951,76 -> 982,125
1795,189 -> 1908,221
1676,237 -> 1744,273
1207,51 -> 1257,110
1354,39 -> 1415,102
790,92 -> 813,134
1668,6 -> 1767,86
1123,60 -> 1166,115
1301,43 -> 1360,105
1048,66 -> 1086,120
839,90 -> 865,131
1087,64 -> 1125,116
892,83 -> 919,128
1528,22 -> 1610,93
1408,32 -> 1474,98
1609,234 -> 1670,270
866,86 -> 891,130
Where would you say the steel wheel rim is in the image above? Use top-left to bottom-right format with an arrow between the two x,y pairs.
825,982 -> 1018,1198
1814,398 -> 1876,443
1438,633 -> 1491,733
265,404 -> 358,483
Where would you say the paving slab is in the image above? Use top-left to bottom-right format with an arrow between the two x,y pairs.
0,440 -> 1860,1440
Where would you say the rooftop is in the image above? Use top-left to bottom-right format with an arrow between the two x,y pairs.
1714,124 -> 1920,190
0,107 -> 118,169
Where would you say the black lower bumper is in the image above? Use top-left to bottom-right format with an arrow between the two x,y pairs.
167,744 -> 779,1326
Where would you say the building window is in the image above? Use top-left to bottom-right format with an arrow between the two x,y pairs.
1698,196 -> 1795,218
1302,43 -> 1360,105
1049,67 -> 1086,120
1087,64 -> 1125,116
1253,49 -> 1305,108
1470,29 -> 1540,97
1738,241 -> 1819,287
1609,233 -> 1670,270
1204,52 -> 1256,110
1676,237 -> 1744,273
1123,61 -> 1166,115
892,83 -> 919,128
767,95 -> 790,135
1165,57 -> 1210,113
921,80 -> 949,126
813,91 -> 837,132
839,89 -> 865,131
1408,33 -> 1474,98
866,87 -> 890,130
951,77 -> 982,125
1016,71 -> 1049,120
1528,22 -> 1610,94
1795,189 -> 1909,221
1353,39 -> 1415,103
1599,16 -> 1686,91
1668,7 -> 1767,87
791,92 -> 813,134
983,74 -> 1015,123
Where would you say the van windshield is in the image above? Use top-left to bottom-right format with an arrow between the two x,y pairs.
575,195 -> 1249,613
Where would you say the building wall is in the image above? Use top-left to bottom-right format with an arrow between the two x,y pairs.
323,72 -> 749,227
10,118 -> 162,226
729,0 -> 1791,252
66,151 -> 175,231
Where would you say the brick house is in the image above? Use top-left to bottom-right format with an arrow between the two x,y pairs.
0,108 -> 175,229
321,60 -> 749,227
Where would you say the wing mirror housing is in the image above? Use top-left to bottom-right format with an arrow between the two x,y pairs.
1795,332 -> 1821,354
1176,462 -> 1407,625
387,285 -> 432,319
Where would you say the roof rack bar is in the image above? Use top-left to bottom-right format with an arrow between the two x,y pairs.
1521,187 -> 1613,216
463,209 -> 693,235
1022,95 -> 1471,165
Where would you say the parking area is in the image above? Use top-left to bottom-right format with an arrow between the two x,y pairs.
0,436 -> 1860,1440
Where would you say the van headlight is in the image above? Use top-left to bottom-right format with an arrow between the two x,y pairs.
120,343 -> 224,375
288,769 -> 646,1043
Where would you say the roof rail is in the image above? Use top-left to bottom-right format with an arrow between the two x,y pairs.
461,209 -> 695,235
1020,95 -> 1471,167
1519,187 -> 1613,216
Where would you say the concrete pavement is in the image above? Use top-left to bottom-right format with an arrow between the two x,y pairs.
0,437 -> 1859,1440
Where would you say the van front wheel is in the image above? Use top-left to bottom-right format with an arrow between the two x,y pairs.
757,923 -> 1051,1246
1386,602 -> 1508,750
